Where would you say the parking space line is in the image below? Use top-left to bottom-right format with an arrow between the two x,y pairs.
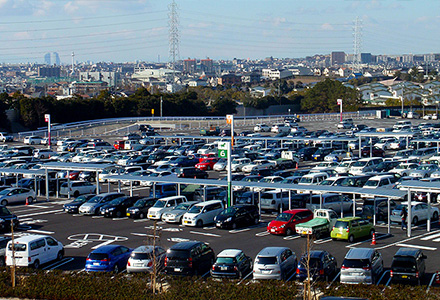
395,243 -> 437,251
27,229 -> 55,234
283,235 -> 301,241
43,257 -> 74,270
189,231 -> 221,237
134,219 -> 149,222
92,216 -> 103,219
131,233 -> 160,238
255,231 -> 270,237
374,229 -> 440,250
229,228 -> 250,234
203,226 -> 216,230
17,209 -> 63,218
314,237 -> 331,244
421,232 -> 440,240
112,217 -> 128,221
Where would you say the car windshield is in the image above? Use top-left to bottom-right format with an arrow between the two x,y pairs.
342,259 -> 370,269
188,206 -> 203,214
352,161 -> 367,167
153,200 -> 166,208
133,199 -> 147,207
275,213 -> 293,222
174,203 -> 190,210
108,197 -> 126,205
299,177 -> 313,184
0,189 -> 10,195
167,250 -> 189,260
219,207 -> 238,217
320,179 -> 335,186
75,195 -> 90,203
364,180 -> 379,187
256,256 -> 277,265
339,162 -> 351,168
216,257 -> 235,264
392,257 -> 416,270
88,253 -> 109,261
88,196 -> 103,203
131,252 -> 152,260
334,221 -> 349,229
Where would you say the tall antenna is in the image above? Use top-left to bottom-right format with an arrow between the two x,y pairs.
168,0 -> 180,84
71,51 -> 75,75
353,17 -> 362,73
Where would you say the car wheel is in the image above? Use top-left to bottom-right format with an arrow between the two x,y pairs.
33,260 -> 40,269
27,197 -> 34,204
348,235 -> 355,243
0,257 -> 5,267
57,251 -> 64,261
232,222 -> 237,230
413,216 -> 418,225
139,212 -> 145,219
1,199 -> 7,206
254,217 -> 259,225
116,211 -> 122,218
30,141 -> 34,145
433,212 -> 439,220
196,220 -> 203,227
286,228 -> 292,236
73,191 -> 79,198
113,264 -> 119,273
370,229 -> 375,237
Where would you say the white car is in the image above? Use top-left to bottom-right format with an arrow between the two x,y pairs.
374,138 -> 396,150
182,200 -> 224,227
147,196 -> 187,220
391,202 -> 439,224
241,159 -> 276,173
270,123 -> 290,134
23,136 -> 43,145
59,181 -> 96,197
33,148 -> 57,159
213,158 -> 227,171
230,158 -> 251,172
253,124 -> 270,132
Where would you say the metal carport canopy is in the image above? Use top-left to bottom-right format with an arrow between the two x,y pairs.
106,175 -> 408,199
398,180 -> 440,192
0,169 -> 45,176
354,132 -> 417,138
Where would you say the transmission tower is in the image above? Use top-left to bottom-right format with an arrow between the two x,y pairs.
168,0 -> 180,84
353,17 -> 362,73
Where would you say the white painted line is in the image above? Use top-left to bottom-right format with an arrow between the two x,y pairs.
54,212 -> 65,215
72,214 -> 82,217
229,228 -> 251,234
43,257 -> 74,270
112,217 -> 128,221
432,237 -> 440,242
92,240 -> 116,249
374,229 -> 440,250
17,209 -> 63,218
421,232 -> 440,241
134,219 -> 149,222
314,238 -> 332,244
92,216 -> 104,219
284,235 -> 301,240
255,231 -> 270,237
27,205 -> 54,209
131,233 -> 160,238
157,221 -> 165,225
395,243 -> 437,251
189,231 -> 221,237
203,226 -> 216,230
27,229 -> 55,235
19,218 -> 33,222
167,237 -> 191,243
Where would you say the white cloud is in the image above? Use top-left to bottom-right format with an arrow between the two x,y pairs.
64,1 -> 79,14
0,0 -> 8,9
13,31 -> 31,40
33,0 -> 54,16
321,23 -> 334,31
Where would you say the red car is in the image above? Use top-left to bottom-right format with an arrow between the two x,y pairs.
361,146 -> 385,157
195,158 -> 219,171
198,153 -> 217,163
267,209 -> 313,236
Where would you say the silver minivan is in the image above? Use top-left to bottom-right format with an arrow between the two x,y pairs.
253,247 -> 297,280
306,193 -> 352,213
340,248 -> 384,284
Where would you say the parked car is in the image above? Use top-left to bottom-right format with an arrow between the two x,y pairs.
126,197 -> 158,219
390,202 -> 439,225
147,196 -> 188,220
210,249 -> 252,279
195,158 -> 219,171
161,201 -> 199,224
253,247 -> 297,280
126,245 -> 166,274
0,205 -> 19,231
78,192 -> 125,215
390,247 -> 427,285
100,196 -> 140,218
0,236 -> 11,266
23,136 -> 43,145
340,248 -> 384,284
331,217 -> 375,243
267,209 -> 313,236
176,167 -> 209,179
214,205 -> 260,229
85,244 -> 132,273
33,148 -> 57,159
0,187 -> 36,206
306,193 -> 352,214
5,235 -> 64,269
164,241 -> 215,276
360,146 -> 385,157
63,194 -> 95,214
361,198 -> 397,221
296,250 -> 338,282
254,124 -> 270,132
182,200 -> 224,227
59,180 -> 96,198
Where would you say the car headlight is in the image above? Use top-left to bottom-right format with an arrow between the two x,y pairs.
226,217 -> 232,222
132,208 -> 140,212
108,207 -> 115,211
280,224 -> 285,228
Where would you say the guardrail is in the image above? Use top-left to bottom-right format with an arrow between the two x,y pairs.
16,111 -> 376,141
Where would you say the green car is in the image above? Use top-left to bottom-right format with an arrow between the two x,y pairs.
330,217 -> 375,243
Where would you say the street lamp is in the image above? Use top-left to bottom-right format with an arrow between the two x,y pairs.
288,109 -> 291,115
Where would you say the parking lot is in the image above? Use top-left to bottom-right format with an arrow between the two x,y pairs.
2,114 -> 440,286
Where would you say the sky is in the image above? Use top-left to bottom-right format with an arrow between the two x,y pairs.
0,0 -> 439,64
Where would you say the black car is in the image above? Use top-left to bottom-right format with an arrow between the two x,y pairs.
236,191 -> 259,205
63,194 -> 95,214
312,147 -> 333,161
210,249 -> 252,279
100,196 -> 140,218
391,248 -> 427,285
372,160 -> 400,173
290,193 -> 313,209
249,168 -> 275,177
215,205 -> 260,229
176,167 -> 209,179
0,236 -> 11,266
361,198 -> 397,221
295,147 -> 318,161
164,241 -> 215,276
126,197 -> 158,219
296,250 -> 338,281
0,205 -> 19,231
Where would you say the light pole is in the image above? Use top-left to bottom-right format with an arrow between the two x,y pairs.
160,96 -> 163,118
337,99 -> 343,122
288,108 -> 291,115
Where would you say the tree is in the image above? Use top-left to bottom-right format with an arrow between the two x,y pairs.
300,79 -> 361,113
211,98 -> 237,115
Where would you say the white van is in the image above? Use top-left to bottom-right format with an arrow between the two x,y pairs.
5,235 -> 64,269
182,200 -> 224,227
349,158 -> 383,175
298,172 -> 328,185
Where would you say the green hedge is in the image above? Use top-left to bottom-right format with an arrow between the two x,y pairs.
2,268 -> 440,300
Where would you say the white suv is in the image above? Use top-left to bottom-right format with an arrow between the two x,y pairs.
182,200 -> 224,227
59,181 -> 96,197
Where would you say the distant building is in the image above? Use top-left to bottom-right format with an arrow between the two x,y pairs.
331,51 -> 345,65
43,52 -> 60,65
70,81 -> 108,96
241,72 -> 261,83
79,71 -> 118,87
218,74 -> 241,86
38,66 -> 61,77
183,58 -> 196,74
261,69 -> 292,80
200,59 -> 213,73
361,53 -> 372,64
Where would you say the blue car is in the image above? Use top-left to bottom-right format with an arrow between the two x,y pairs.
85,245 -> 132,273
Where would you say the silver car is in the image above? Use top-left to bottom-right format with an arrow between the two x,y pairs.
161,201 -> 199,223
253,247 -> 297,280
0,188 -> 36,206
126,246 -> 166,273
78,192 -> 125,215
340,248 -> 383,284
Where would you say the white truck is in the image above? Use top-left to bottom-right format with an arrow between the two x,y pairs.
295,209 -> 339,239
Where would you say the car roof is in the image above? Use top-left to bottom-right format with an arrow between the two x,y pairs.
345,248 -> 374,259
395,247 -> 421,257
9,234 -> 51,243
301,250 -> 327,259
194,200 -> 222,206
132,245 -> 159,253
283,209 -> 311,214
257,247 -> 290,256
337,216 -> 362,221
217,249 -> 243,258
90,244 -> 124,253
169,241 -> 202,250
